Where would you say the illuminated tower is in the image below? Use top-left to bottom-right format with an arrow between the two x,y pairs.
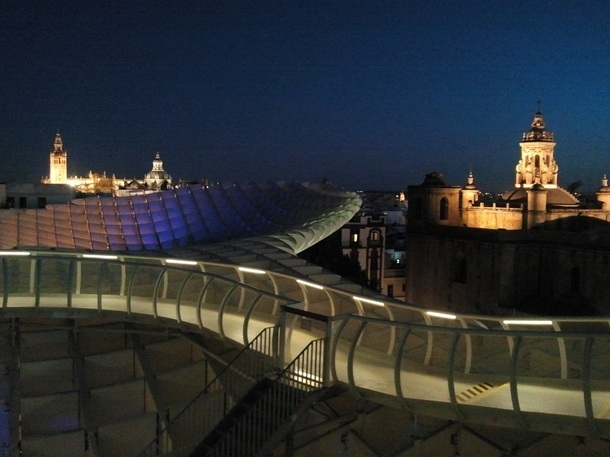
515,109 -> 558,189
49,132 -> 67,184
460,170 -> 479,208
144,152 -> 172,189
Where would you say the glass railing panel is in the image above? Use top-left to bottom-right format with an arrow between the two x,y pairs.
326,291 -> 359,316
238,273 -> 276,295
78,261 -> 105,294
349,321 -> 398,397
199,278 -> 231,311
561,336 -> 587,380
455,333 -> 512,411
468,333 -> 511,379
38,258 -> 72,307
398,327 -> 449,403
250,294 -> 277,320
423,329 -> 454,371
516,335 -> 586,418
589,337 -> 610,423
0,258 -> 5,301
5,257 -> 34,304
178,274 -> 206,303
516,335 -> 563,378
399,327 -> 431,367
202,264 -> 240,282
387,304 -> 426,325
162,269 -> 191,302
269,276 -> 303,302
129,266 -> 162,298
357,320 -> 394,356
100,262 -> 126,296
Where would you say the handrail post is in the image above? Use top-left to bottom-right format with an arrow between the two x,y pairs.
278,306 -> 287,368
322,317 -> 332,386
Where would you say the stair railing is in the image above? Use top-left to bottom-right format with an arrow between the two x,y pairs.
138,325 -> 280,457
203,336 -> 326,457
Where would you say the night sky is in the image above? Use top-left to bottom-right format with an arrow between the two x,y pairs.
2,1 -> 610,193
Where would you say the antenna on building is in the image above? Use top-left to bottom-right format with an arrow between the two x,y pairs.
537,99 -> 542,112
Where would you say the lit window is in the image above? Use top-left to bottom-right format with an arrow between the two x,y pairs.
352,233 -> 358,243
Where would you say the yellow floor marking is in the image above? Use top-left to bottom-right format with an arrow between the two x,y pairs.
594,399 -> 610,419
459,382 -> 510,405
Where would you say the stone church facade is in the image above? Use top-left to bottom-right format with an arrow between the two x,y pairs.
406,110 -> 610,315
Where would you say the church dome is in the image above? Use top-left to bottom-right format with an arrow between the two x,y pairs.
522,111 -> 554,142
501,186 -> 579,207
144,152 -> 172,189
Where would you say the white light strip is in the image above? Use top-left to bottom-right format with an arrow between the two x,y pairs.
0,251 -> 31,256
297,279 -> 324,290
82,254 -> 118,260
352,296 -> 385,307
502,319 -> 553,326
165,258 -> 198,266
426,311 -> 458,320
238,267 -> 266,275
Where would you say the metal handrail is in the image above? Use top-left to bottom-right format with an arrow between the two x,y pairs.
138,326 -> 280,457
204,337 -> 326,457
1,251 -> 610,439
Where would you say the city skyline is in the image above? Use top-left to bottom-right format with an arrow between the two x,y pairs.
2,2 -> 610,192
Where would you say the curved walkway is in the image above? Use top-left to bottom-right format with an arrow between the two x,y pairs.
1,250 -> 610,439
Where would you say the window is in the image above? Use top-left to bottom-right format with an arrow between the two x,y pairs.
440,197 -> 449,220
19,197 -> 27,208
37,197 -> 47,208
387,284 -> 394,297
369,229 -> 381,246
351,233 -> 359,243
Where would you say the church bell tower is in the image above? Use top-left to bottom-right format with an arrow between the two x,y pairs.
49,132 -> 67,184
515,109 -> 558,189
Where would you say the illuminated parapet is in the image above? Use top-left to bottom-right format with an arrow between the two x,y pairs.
0,181 -> 361,253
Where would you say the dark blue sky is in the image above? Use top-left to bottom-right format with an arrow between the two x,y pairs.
2,1 -> 610,192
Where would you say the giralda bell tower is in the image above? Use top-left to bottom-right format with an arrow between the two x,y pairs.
49,132 -> 67,184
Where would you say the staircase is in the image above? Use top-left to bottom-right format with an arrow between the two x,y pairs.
138,329 -> 330,457
196,337 -> 328,457
138,326 -> 280,457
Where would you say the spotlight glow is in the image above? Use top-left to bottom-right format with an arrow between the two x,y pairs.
82,254 -> 118,260
502,319 -> 553,326
426,311 -> 458,320
238,267 -> 266,275
352,296 -> 385,307
165,258 -> 198,266
297,279 -> 324,290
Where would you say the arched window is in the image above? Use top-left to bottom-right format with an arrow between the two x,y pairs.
440,197 -> 449,220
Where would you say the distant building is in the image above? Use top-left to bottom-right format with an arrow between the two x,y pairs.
144,152 -> 172,189
341,192 -> 407,300
42,133 -> 174,195
3,182 -> 75,209
406,109 -> 610,315
48,132 -> 67,184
